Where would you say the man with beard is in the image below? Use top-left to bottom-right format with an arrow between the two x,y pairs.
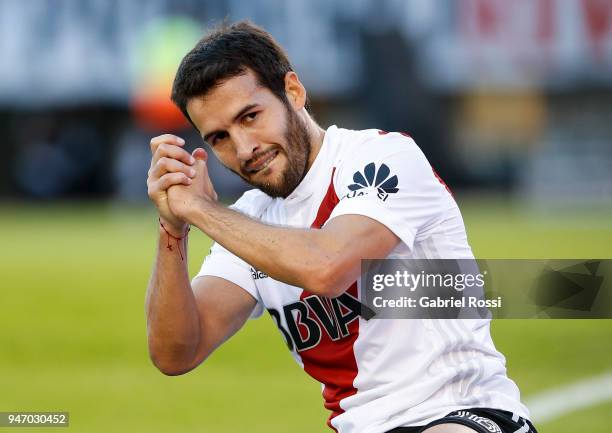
145,21 -> 536,433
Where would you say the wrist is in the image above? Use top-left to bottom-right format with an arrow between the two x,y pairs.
158,217 -> 189,239
158,216 -> 188,238
183,196 -> 215,225
158,217 -> 190,261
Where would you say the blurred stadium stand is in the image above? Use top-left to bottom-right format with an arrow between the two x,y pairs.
0,0 -> 611,203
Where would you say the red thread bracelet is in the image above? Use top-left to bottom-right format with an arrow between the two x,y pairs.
159,218 -> 190,261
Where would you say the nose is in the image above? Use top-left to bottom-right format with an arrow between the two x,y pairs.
233,130 -> 259,162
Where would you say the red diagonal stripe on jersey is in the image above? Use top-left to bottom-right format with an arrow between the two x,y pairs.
311,168 -> 340,229
300,167 -> 360,432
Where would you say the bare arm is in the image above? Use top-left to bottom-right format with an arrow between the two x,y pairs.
183,202 -> 399,298
145,235 -> 256,375
145,134 -> 255,375
145,227 -> 199,375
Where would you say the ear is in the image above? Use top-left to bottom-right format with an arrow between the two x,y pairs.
284,71 -> 306,110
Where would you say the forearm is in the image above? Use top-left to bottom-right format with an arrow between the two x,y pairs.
187,199 -> 346,295
145,226 -> 200,374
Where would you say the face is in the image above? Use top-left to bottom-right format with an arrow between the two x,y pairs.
186,70 -> 311,198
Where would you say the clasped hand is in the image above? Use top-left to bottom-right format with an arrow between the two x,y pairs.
147,134 -> 218,233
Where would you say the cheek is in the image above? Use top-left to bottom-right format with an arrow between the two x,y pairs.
258,114 -> 288,143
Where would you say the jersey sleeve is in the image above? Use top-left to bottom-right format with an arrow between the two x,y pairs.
328,132 -> 451,251
194,241 -> 264,319
192,190 -> 271,319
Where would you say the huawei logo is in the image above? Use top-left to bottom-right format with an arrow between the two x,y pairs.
347,162 -> 399,201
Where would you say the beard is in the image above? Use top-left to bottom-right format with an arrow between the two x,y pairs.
242,106 -> 312,198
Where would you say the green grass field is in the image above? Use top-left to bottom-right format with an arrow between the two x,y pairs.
1,197 -> 611,433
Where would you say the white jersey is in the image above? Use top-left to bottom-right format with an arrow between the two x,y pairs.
196,125 -> 530,433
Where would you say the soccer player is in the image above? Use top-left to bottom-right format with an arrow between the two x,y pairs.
145,21 -> 537,433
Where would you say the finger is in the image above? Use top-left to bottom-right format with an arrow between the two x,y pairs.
154,172 -> 192,191
153,143 -> 195,166
192,147 -> 208,162
149,134 -> 185,153
151,157 -> 197,179
148,172 -> 191,198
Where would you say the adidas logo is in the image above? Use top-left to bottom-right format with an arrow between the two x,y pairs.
346,162 -> 399,202
251,267 -> 269,280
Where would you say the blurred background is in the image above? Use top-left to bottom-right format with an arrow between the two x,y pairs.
1,0 -> 611,432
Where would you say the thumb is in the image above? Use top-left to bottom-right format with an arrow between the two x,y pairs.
191,147 -> 209,176
192,147 -> 208,162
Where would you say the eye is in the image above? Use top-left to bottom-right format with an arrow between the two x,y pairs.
244,111 -> 258,122
210,131 -> 228,146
